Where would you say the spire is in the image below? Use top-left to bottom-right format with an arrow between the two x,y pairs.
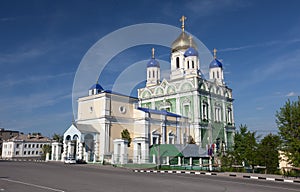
213,48 -> 217,59
152,48 -> 155,59
180,15 -> 187,32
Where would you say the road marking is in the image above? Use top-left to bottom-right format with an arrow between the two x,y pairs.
1,178 -> 65,192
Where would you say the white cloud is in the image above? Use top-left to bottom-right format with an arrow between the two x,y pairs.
0,72 -> 74,88
235,48 -> 300,91
220,38 -> 300,52
256,107 -> 264,111
286,91 -> 296,97
0,90 -> 71,113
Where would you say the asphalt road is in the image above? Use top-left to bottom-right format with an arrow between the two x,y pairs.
0,161 -> 299,192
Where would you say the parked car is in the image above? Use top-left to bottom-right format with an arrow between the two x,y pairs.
76,159 -> 87,164
64,158 -> 76,164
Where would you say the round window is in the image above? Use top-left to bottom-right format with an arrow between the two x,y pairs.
119,106 -> 126,114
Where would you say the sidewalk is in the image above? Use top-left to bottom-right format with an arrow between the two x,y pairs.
133,169 -> 300,184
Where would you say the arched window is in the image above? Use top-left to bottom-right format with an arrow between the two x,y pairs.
202,102 -> 208,120
148,71 -> 150,78
213,72 -> 215,79
227,108 -> 232,124
187,61 -> 190,69
217,71 -> 219,79
215,107 -> 221,122
192,61 -> 195,68
153,70 -> 155,78
176,57 -> 180,68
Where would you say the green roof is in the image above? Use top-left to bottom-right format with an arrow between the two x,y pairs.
150,144 -> 183,157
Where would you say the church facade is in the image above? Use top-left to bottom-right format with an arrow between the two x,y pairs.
58,17 -> 235,164
138,19 -> 235,149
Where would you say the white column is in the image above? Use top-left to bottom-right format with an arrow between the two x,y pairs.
84,152 -> 88,162
67,141 -> 72,158
94,135 -> 98,162
51,145 -> 56,161
78,143 -> 83,160
46,153 -> 50,162
166,156 -> 170,165
209,157 -> 212,171
153,154 -> 156,164
61,142 -> 67,161
178,156 -> 181,166
189,157 -> 192,166
199,158 -> 202,167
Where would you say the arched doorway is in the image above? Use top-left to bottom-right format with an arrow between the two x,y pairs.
84,134 -> 94,162
72,134 -> 79,159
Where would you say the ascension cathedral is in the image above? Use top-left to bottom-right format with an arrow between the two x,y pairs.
54,17 -> 235,165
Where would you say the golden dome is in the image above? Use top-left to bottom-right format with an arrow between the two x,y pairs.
171,31 -> 197,52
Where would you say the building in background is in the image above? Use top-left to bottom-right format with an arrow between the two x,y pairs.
1,134 -> 51,160
0,128 -> 19,156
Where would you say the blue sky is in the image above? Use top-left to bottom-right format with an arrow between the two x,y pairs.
0,0 -> 299,137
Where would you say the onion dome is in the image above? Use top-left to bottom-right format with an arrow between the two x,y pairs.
147,58 -> 160,68
209,59 -> 223,69
89,83 -> 104,90
209,48 -> 223,68
147,48 -> 160,68
171,16 -> 197,52
184,47 -> 198,57
171,32 -> 197,52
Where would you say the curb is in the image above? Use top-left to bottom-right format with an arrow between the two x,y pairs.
133,170 -> 300,184
133,169 -> 217,176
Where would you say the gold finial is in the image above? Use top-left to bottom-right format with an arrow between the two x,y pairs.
213,48 -> 217,59
180,15 -> 187,32
151,48 -> 155,59
189,35 -> 192,47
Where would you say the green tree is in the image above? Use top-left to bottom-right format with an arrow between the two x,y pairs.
256,133 -> 281,174
276,97 -> 300,167
52,133 -> 63,143
41,144 -> 51,160
121,129 -> 131,147
231,124 -> 258,168
187,135 -> 196,144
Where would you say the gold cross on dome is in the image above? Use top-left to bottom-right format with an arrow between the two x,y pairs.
213,48 -> 217,59
152,48 -> 155,59
180,15 -> 187,32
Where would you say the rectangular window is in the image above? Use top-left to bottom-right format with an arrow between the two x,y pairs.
16,151 -> 19,155
184,105 -> 190,117
24,144 -> 27,148
32,144 -> 35,148
28,144 -> 31,148
153,137 -> 157,145
36,151 -> 38,155
16,144 -> 19,148
32,151 -> 34,155
24,151 -> 27,155
137,143 -> 142,157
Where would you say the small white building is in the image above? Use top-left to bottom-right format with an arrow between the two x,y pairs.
1,134 -> 51,159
